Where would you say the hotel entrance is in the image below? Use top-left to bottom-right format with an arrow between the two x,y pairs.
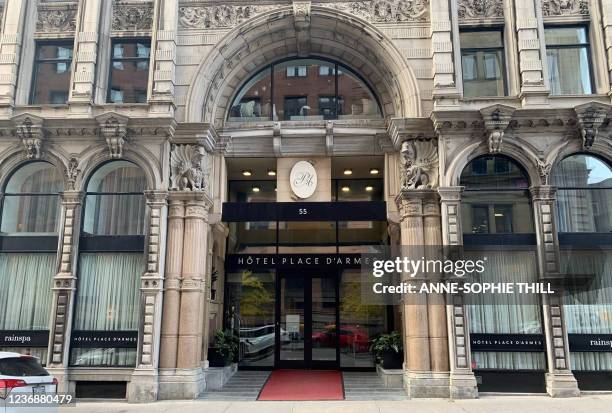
276,271 -> 339,369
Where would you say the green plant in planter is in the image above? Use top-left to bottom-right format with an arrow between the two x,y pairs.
214,329 -> 239,364
370,331 -> 403,368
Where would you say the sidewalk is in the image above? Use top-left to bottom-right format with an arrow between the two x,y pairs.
65,394 -> 612,413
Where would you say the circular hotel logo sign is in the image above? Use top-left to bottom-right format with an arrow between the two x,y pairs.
290,161 -> 317,199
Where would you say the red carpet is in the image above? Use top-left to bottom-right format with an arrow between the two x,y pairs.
258,370 -> 344,401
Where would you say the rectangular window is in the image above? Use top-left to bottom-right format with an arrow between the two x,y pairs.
108,39 -> 150,103
30,42 -> 73,104
460,30 -> 506,98
286,66 -> 307,77
283,96 -> 308,120
318,95 -> 336,119
545,26 -> 593,95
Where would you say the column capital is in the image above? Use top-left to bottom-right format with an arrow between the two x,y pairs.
60,190 -> 84,205
438,186 -> 463,202
529,185 -> 557,201
145,189 -> 169,205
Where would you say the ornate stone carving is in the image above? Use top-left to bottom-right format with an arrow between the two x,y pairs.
178,5 -> 277,29
16,117 -> 43,159
542,0 -> 588,16
36,6 -> 77,32
99,116 -> 127,159
536,159 -> 553,185
66,157 -> 80,191
112,2 -> 154,31
574,102 -> 611,150
399,139 -> 439,190
294,1 -> 311,57
321,0 -> 430,23
170,145 -> 212,192
480,104 -> 515,154
458,0 -> 504,19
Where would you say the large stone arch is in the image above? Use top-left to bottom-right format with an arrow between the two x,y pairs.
185,5 -> 421,127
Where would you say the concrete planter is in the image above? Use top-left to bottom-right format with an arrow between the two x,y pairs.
376,364 -> 404,389
203,363 -> 238,391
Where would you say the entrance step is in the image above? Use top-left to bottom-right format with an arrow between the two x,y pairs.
342,372 -> 407,401
200,370 -> 271,401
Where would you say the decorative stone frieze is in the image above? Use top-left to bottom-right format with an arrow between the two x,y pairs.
170,144 -> 212,192
320,0 -> 430,23
541,0 -> 588,17
574,102 -> 611,150
480,105 -> 516,154
399,138 -> 439,190
36,4 -> 77,33
178,4 -> 278,29
112,1 -> 154,31
458,0 -> 504,20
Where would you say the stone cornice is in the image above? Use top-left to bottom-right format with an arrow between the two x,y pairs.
172,122 -> 217,153
387,117 -> 435,149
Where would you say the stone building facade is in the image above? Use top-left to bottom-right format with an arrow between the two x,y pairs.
0,0 -> 611,403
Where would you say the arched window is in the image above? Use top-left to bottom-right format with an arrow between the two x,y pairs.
460,155 -> 533,235
551,154 -> 612,233
461,156 -> 545,385
1,161 -> 63,234
553,155 -> 612,387
228,58 -> 382,122
71,161 -> 146,367
0,161 -> 62,362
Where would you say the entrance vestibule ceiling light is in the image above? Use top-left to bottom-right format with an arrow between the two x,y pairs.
268,170 -> 277,176
365,186 -> 374,192
343,169 -> 353,175
370,168 -> 379,175
252,186 -> 260,193
242,170 -> 252,177
341,186 -> 350,192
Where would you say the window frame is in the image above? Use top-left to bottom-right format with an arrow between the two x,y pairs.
227,56 -> 382,121
544,24 -> 594,96
29,40 -> 74,105
459,27 -> 508,98
106,38 -> 151,104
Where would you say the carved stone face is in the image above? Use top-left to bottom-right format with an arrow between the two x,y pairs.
400,140 -> 416,160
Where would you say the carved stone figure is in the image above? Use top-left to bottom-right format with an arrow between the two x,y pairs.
112,3 -> 154,31
170,145 -> 211,192
575,103 -> 610,151
458,0 -> 504,19
488,130 -> 504,154
178,5 -> 277,29
541,0 -> 588,16
100,116 -> 126,159
16,117 -> 43,159
66,157 -> 80,190
36,8 -> 77,32
312,0 -> 430,23
399,139 -> 439,190
537,159 -> 552,185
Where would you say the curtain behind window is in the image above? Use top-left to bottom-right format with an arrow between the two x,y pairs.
71,252 -> 143,366
468,251 -> 546,370
564,251 -> 612,370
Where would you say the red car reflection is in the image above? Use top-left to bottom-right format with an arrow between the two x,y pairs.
312,325 -> 369,352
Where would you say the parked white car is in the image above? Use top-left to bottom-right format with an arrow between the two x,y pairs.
0,352 -> 58,413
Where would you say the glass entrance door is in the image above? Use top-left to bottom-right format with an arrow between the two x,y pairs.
276,272 -> 339,369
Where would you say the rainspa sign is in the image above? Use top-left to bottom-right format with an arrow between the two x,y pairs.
290,161 -> 317,199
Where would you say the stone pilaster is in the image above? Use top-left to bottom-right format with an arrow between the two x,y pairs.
396,189 -> 449,398
604,0 -> 612,98
515,0 -> 548,104
158,192 -> 212,400
430,0 -> 458,102
530,186 -> 579,397
46,190 -> 83,393
149,0 -> 177,115
128,190 -> 168,403
69,0 -> 102,110
439,186 -> 478,399
0,0 -> 28,113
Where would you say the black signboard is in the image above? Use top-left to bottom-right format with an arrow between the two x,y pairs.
0,330 -> 49,347
226,253 -> 380,269
470,333 -> 545,352
221,201 -> 386,222
568,334 -> 612,352
71,330 -> 138,349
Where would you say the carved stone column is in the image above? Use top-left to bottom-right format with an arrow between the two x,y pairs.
69,0 -> 102,109
0,0 -> 28,112
46,190 -> 84,393
396,189 -> 449,398
604,0 -> 612,98
158,192 -> 212,400
515,0 -> 548,104
159,198 -> 184,370
530,186 -> 579,397
128,190 -> 168,403
439,186 -> 478,399
149,0 -> 178,114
